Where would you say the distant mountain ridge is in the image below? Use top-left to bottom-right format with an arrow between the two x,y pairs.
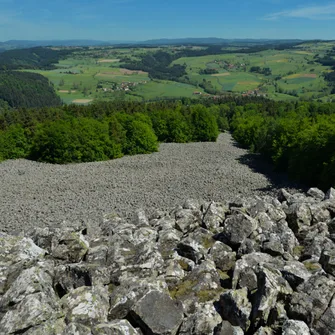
140,37 -> 304,45
0,37 -> 307,51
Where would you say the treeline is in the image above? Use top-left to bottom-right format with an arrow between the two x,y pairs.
250,66 -> 272,76
230,102 -> 335,189
0,71 -> 62,108
0,47 -> 72,70
0,102 -> 222,164
1,97 -> 335,190
316,48 -> 335,90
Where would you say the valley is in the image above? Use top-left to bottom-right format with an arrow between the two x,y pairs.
25,41 -> 335,104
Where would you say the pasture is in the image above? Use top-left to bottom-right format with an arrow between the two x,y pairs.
131,80 -> 205,99
24,41 -> 335,103
173,45 -> 332,99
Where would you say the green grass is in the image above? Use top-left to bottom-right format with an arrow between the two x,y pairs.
132,80 -> 204,99
25,56 -> 150,104
22,41 -> 335,103
173,46 -> 332,99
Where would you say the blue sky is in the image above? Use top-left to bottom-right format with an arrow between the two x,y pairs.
0,0 -> 335,41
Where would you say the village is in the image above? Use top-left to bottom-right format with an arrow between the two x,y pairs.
97,80 -> 148,93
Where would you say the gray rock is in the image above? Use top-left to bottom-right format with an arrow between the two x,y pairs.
24,318 -> 67,335
61,286 -> 109,327
130,290 -> 184,335
320,249 -> 335,276
307,188 -> 325,201
314,295 -> 335,335
303,236 -> 334,261
158,227 -> 183,260
169,260 -> 222,314
100,212 -> 127,236
287,275 -> 335,326
251,264 -> 292,328
237,238 -> 261,256
262,233 -> 285,256
51,230 -> 89,263
216,320 -> 244,335
174,208 -> 201,234
219,287 -> 252,332
232,252 -> 274,289
109,278 -> 169,320
236,266 -> 258,292
86,245 -> 108,265
107,235 -> 164,280
0,263 -> 55,309
176,239 -> 206,264
0,292 -> 62,334
2,190 -> 335,335
202,201 -> 227,232
209,241 -> 236,272
285,203 -> 312,235
183,199 -> 202,211
325,188 -> 335,200
254,327 -> 274,335
280,261 -> 312,290
62,323 -> 92,335
328,218 -> 335,242
132,209 -> 150,227
0,234 -> 46,265
179,302 -> 222,335
93,320 -> 141,335
221,213 -> 258,248
164,258 -> 186,286
282,319 -> 311,335
309,203 -> 331,225
54,263 -> 108,295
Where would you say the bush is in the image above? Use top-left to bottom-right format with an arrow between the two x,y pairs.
30,118 -> 122,163
190,104 -> 219,142
122,119 -> 158,155
0,124 -> 29,160
149,109 -> 191,143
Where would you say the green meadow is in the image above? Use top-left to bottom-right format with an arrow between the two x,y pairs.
26,41 -> 335,103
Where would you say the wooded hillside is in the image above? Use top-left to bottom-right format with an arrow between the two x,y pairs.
0,47 -> 72,70
0,71 -> 62,108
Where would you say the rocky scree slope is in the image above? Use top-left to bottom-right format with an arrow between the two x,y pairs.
0,133 -> 300,235
1,188 -> 335,334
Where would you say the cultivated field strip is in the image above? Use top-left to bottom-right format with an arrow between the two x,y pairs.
0,133 -> 299,234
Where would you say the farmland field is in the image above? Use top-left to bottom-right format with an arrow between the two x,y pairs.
26,41 -> 335,104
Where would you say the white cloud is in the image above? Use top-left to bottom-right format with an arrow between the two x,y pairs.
264,3 -> 335,20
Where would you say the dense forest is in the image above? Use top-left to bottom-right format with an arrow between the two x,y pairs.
0,100 -> 220,164
123,51 -> 187,81
0,71 -> 62,108
0,97 -> 335,190
0,47 -> 72,70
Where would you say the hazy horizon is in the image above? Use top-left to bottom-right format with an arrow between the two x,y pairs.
0,0 -> 335,41
0,37 -> 311,43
